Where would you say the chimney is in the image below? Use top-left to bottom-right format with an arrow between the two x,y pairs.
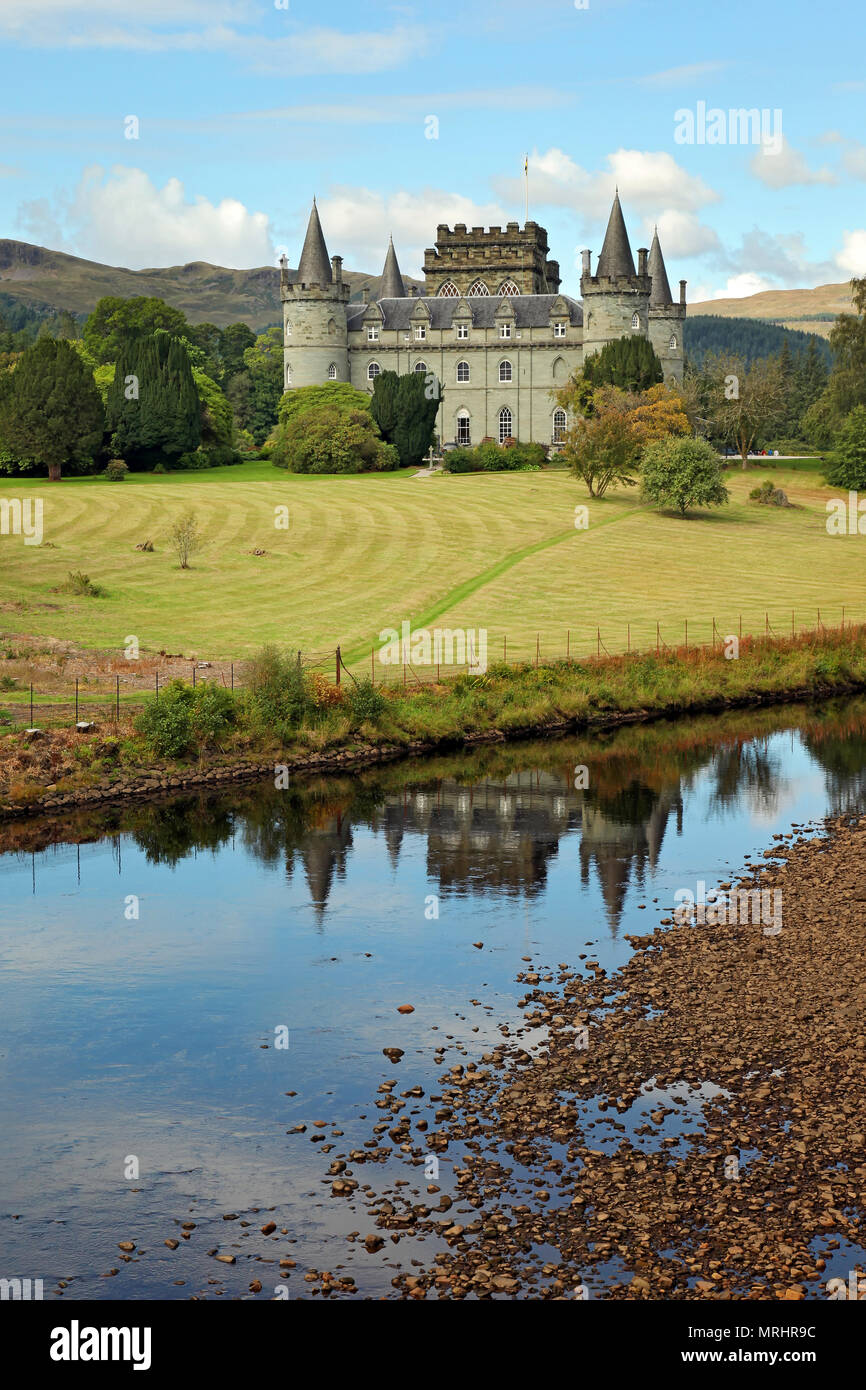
331,255 -> 343,284
581,248 -> 591,275
637,247 -> 648,276
279,252 -> 289,289
679,279 -> 687,306
361,286 -> 369,304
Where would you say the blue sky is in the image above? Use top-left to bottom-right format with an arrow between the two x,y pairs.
1,0 -> 864,302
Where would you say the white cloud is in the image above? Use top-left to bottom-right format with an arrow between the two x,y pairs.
836,230 -> 866,276
313,188 -> 511,276
708,273 -> 778,300
640,61 -> 727,88
749,137 -> 836,189
843,143 -> 866,179
16,166 -> 272,269
643,210 -> 720,258
495,146 -> 719,220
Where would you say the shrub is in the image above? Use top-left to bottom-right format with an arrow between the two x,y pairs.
104,458 -> 129,481
749,478 -> 791,507
168,508 -> 200,569
135,680 -> 236,757
271,405 -> 395,474
57,570 -> 105,596
241,645 -> 311,733
346,678 -> 385,723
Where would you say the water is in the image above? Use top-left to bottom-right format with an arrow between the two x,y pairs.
2,699 -> 866,1300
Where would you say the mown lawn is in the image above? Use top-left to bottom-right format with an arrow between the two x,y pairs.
0,458 -> 863,670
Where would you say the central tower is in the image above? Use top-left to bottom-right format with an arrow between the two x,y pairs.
423,221 -> 560,297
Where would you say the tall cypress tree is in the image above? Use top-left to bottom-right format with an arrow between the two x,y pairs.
107,330 -> 201,468
393,371 -> 441,467
369,370 -> 402,440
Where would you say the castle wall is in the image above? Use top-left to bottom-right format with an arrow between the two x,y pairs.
647,305 -> 686,384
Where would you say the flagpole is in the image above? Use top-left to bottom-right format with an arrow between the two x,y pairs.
524,153 -> 529,224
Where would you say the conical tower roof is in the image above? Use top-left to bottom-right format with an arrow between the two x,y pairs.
296,199 -> 332,285
648,226 -> 673,306
379,236 -> 405,298
596,191 -> 636,279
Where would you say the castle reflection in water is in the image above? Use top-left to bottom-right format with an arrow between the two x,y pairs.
290,769 -> 683,933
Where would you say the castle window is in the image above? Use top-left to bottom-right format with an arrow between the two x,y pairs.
367,361 -> 381,381
438,280 -> 459,297
328,363 -> 337,379
498,407 -> 513,443
285,363 -> 293,385
413,360 -> 428,374
498,279 -> 520,296
457,323 -> 469,340
554,322 -> 566,338
552,408 -> 567,444
631,312 -> 640,330
285,321 -> 293,339
367,326 -> 379,342
499,359 -> 513,383
456,360 -> 470,383
467,279 -> 490,297
414,325 -> 426,341
456,410 -> 471,446
499,323 -> 512,339
669,334 -> 678,350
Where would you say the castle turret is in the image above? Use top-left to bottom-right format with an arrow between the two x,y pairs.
646,227 -> 686,384
281,199 -> 350,390
580,192 -> 651,362
379,236 -> 405,298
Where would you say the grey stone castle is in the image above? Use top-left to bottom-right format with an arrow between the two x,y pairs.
279,192 -> 686,449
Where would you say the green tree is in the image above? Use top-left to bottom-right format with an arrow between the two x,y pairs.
107,332 -> 201,468
640,435 -> 730,515
84,296 -> 190,365
370,369 -> 441,467
563,394 -> 642,497
824,405 -> 866,490
582,335 -> 663,391
0,337 -> 104,480
698,352 -> 785,467
192,368 -> 234,448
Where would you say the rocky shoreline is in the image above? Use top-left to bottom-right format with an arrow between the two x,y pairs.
319,812 -> 866,1299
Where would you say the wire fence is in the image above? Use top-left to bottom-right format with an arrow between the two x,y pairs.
2,605 -> 864,731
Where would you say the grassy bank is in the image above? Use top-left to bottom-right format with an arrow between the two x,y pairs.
2,624 -> 866,813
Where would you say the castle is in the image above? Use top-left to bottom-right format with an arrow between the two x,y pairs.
279,192 -> 686,449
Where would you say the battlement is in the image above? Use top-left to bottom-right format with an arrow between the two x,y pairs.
424,221 -> 560,297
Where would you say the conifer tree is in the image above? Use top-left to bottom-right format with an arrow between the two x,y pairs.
0,337 -> 104,480
583,336 -> 663,391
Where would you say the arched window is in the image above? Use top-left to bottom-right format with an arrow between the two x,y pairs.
438,280 -> 459,297
631,312 -> 640,330
285,362 -> 293,385
499,359 -> 512,383
498,407 -> 513,443
467,279 -> 490,296
328,363 -> 337,379
285,320 -> 293,338
456,360 -> 470,383
456,409 -> 471,446
669,334 -> 678,350
552,408 -> 567,444
498,279 -> 520,296
552,356 -> 568,383
367,361 -> 381,381
413,360 -> 428,374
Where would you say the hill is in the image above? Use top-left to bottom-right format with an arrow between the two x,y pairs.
0,240 -> 423,332
685,315 -> 833,370
690,282 -> 855,340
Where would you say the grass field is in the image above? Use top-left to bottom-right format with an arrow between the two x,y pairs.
1,458 -> 865,675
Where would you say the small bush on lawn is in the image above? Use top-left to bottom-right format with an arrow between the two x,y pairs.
56,570 -> 105,596
104,458 -> 129,481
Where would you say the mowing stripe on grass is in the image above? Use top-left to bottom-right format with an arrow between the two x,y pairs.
340,503 -> 649,668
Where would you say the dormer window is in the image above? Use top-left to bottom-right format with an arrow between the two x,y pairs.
457,323 -> 468,340
367,326 -> 379,342
414,325 -> 426,341
554,322 -> 566,338
499,324 -> 512,339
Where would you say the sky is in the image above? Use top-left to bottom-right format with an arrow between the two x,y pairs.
0,0 -> 864,302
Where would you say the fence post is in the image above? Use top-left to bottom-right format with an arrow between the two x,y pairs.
765,612 -> 769,638
792,611 -> 795,640
597,628 -> 600,660
503,636 -> 507,664
627,623 -> 630,653
684,619 -> 688,651
656,621 -> 660,656
192,663 -> 196,689
231,662 -> 234,691
739,614 -> 742,639
536,634 -> 539,667
30,682 -> 33,728
75,677 -> 79,724
567,629 -> 570,661
155,670 -> 159,702
335,645 -> 341,687
371,647 -> 374,686
116,674 -> 120,724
